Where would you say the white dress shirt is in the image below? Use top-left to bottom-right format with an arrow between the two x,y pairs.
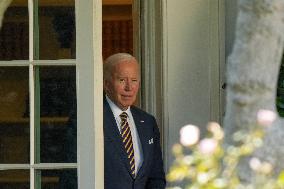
106,96 -> 144,175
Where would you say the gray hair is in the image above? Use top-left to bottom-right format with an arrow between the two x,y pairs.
103,53 -> 138,81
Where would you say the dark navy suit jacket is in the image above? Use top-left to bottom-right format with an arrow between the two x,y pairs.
104,97 -> 166,189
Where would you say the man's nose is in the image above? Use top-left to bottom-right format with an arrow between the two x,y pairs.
124,80 -> 132,90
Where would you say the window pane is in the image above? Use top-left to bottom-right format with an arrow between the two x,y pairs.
0,170 -> 29,189
41,169 -> 77,189
0,67 -> 29,163
39,66 -> 76,163
38,0 -> 75,59
0,0 -> 29,60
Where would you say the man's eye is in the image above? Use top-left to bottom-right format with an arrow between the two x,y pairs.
119,79 -> 125,82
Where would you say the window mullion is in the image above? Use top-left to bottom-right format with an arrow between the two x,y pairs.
28,0 -> 35,188
29,64 -> 35,189
30,0 -> 42,188
29,0 -> 34,62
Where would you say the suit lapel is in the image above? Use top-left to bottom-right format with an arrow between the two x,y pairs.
103,98 -> 133,177
131,107 -> 150,178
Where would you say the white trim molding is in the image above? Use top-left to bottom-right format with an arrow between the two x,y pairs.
76,0 -> 103,188
140,0 -> 166,134
138,0 -> 169,171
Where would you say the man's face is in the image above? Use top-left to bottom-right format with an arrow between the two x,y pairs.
104,59 -> 140,110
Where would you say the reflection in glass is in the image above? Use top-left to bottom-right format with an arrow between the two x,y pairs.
0,0 -> 29,60
38,0 -> 75,59
0,67 -> 29,163
0,170 -> 29,189
39,66 -> 76,163
41,169 -> 77,189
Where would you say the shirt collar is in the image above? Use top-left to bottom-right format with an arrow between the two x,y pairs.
105,95 -> 131,118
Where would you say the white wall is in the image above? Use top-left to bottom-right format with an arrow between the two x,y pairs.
162,0 -> 222,172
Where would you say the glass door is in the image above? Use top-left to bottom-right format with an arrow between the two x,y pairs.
0,0 -> 140,188
0,0 -> 77,188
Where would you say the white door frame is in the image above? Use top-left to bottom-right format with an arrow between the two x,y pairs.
76,0 -> 104,188
138,0 -> 225,171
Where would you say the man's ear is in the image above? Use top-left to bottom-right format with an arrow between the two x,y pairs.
103,79 -> 109,93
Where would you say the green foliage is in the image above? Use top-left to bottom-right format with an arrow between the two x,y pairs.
167,122 -> 284,189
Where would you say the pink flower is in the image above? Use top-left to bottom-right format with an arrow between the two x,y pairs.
180,125 -> 200,146
198,138 -> 217,154
249,157 -> 261,171
257,109 -> 276,126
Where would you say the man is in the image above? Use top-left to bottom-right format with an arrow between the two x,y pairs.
103,53 -> 166,189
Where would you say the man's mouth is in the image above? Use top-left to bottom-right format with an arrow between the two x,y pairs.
122,95 -> 132,99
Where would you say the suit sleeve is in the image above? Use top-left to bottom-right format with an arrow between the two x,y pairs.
145,118 -> 166,189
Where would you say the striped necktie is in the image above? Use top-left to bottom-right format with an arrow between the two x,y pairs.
120,112 -> 135,176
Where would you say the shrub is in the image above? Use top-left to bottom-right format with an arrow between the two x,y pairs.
167,110 -> 284,189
